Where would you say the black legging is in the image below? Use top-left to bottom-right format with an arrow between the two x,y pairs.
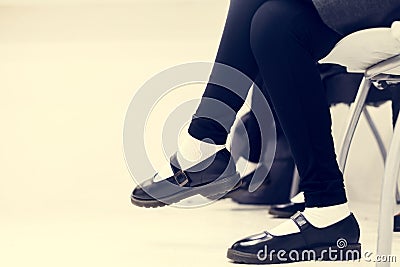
188,0 -> 346,208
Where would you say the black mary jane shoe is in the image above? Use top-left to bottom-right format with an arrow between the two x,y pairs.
268,202 -> 306,218
221,160 -> 295,205
130,148 -> 241,208
227,212 -> 361,264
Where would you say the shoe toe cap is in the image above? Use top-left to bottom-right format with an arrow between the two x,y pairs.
131,175 -> 184,201
131,177 -> 158,200
131,186 -> 154,201
230,232 -> 272,253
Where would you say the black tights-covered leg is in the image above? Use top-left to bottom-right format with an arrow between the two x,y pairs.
190,0 -> 345,207
249,0 -> 344,207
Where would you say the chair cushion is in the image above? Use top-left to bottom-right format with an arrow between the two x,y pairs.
320,24 -> 400,74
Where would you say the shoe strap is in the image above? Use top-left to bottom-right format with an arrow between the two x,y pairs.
290,212 -> 309,230
170,154 -> 190,187
290,212 -> 311,246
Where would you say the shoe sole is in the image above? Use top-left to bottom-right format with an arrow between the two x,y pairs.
131,172 -> 241,208
268,204 -> 306,218
268,209 -> 298,218
227,243 -> 362,264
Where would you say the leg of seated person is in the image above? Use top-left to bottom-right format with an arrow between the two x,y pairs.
249,0 -> 351,234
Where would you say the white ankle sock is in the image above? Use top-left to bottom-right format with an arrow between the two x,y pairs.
269,219 -> 301,236
302,203 -> 351,228
235,157 -> 258,178
269,203 -> 351,236
157,130 -> 225,179
291,192 -> 305,203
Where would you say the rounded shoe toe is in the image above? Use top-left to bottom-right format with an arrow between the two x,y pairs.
131,186 -> 154,201
230,232 -> 272,254
131,176 -> 160,201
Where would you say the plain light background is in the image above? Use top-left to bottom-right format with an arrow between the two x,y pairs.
0,1 -> 399,266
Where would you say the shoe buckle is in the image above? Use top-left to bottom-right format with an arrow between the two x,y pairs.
173,170 -> 189,187
291,212 -> 308,229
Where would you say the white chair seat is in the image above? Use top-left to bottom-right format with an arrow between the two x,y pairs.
320,27 -> 400,75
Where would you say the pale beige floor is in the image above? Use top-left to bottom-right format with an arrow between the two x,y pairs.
0,1 -> 399,267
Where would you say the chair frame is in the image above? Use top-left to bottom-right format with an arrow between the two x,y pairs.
336,54 -> 400,267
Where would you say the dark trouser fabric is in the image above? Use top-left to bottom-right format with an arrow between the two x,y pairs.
188,0 -> 348,207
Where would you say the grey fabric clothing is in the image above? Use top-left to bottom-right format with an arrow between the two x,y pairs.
312,0 -> 400,34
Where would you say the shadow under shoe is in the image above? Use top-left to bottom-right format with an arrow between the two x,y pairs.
130,148 -> 241,208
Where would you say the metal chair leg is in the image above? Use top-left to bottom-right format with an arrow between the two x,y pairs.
376,115 -> 400,267
363,107 -> 387,162
338,77 -> 372,172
